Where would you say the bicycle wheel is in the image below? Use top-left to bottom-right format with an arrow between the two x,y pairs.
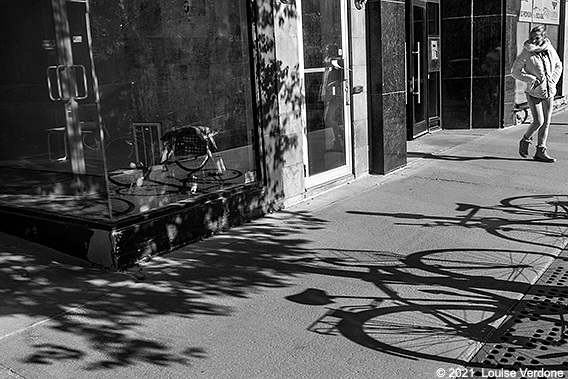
114,169 -> 184,196
109,197 -> 135,217
104,136 -> 135,172
173,154 -> 210,174
81,131 -> 101,151
197,168 -> 243,183
107,167 -> 147,187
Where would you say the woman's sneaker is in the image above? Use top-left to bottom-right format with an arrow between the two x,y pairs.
534,146 -> 556,163
519,136 -> 531,157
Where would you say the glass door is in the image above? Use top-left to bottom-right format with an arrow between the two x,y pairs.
426,1 -> 441,129
408,0 -> 428,139
0,0 -> 96,177
300,0 -> 351,187
49,0 -> 91,177
0,0 -> 110,220
0,0 -> 70,168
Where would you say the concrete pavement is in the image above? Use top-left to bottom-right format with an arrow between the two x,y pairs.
2,111 -> 568,378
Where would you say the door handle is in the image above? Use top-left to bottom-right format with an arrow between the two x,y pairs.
46,66 -> 59,101
46,65 -> 88,101
404,42 -> 408,105
412,42 -> 421,104
71,65 -> 89,100
47,65 -> 66,101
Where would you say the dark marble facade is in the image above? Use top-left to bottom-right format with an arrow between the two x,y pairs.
441,0 -> 521,129
503,2 -> 521,126
441,0 -> 472,18
441,14 -> 472,129
472,13 -> 503,128
473,0 -> 502,16
366,0 -> 522,173
367,0 -> 407,174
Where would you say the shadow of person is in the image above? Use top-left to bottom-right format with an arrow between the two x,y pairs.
407,152 -> 531,162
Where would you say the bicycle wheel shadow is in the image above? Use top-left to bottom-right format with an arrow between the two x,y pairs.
285,245 -> 568,370
309,193 -> 568,370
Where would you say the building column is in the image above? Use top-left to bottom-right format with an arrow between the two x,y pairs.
503,0 -> 521,127
367,0 -> 407,174
350,3 -> 370,177
562,1 -> 568,99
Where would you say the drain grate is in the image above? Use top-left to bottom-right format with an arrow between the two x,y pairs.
467,251 -> 568,377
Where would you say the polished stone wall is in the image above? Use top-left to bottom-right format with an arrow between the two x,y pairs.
441,0 -> 519,129
441,0 -> 472,129
503,0 -> 521,127
367,0 -> 407,174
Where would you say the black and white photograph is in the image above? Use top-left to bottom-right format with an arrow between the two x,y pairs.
1,0 -> 568,378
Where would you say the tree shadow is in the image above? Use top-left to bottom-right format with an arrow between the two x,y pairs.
0,208 -> 328,372
252,1 -> 303,206
4,193 -> 568,373
0,0 -> 304,242
2,0 -> 306,375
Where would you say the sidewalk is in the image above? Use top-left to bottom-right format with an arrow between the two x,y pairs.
2,111 -> 568,379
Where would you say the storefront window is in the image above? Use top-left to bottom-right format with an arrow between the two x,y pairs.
0,0 -> 257,222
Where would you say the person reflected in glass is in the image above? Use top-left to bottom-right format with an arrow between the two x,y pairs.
511,25 -> 563,163
320,43 -> 344,152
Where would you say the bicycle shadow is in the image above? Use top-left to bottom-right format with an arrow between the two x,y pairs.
284,194 -> 568,370
286,247 -> 568,370
346,194 -> 568,251
7,193 -> 567,374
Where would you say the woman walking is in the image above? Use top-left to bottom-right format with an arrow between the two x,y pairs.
511,25 -> 563,163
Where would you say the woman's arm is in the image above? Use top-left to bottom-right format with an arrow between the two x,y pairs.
511,49 -> 538,85
549,47 -> 563,84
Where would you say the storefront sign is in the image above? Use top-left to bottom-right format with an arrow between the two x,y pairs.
520,0 -> 533,22
520,0 -> 560,24
534,0 -> 560,24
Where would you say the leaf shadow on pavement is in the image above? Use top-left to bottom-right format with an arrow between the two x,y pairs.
0,209 -> 329,372
3,190 -> 568,374
0,0 -> 305,374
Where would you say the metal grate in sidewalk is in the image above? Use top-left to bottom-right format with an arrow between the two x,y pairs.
466,249 -> 568,377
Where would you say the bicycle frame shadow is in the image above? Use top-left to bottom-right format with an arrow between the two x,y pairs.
284,194 -> 568,370
347,194 -> 568,251
286,247 -> 568,369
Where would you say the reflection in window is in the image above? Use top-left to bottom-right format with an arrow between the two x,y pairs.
88,0 -> 257,220
0,0 -> 257,222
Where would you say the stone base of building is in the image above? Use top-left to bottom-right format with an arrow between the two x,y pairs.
0,186 -> 269,270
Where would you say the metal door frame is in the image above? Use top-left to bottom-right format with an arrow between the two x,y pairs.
407,0 -> 429,140
48,0 -> 95,177
298,0 -> 353,188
